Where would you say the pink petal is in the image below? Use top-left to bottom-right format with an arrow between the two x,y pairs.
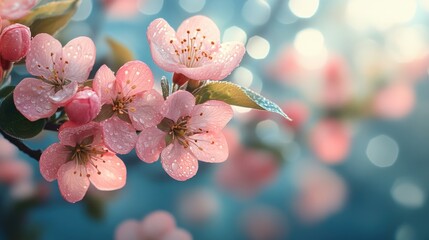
62,36 -> 96,82
49,80 -> 78,105
147,18 -> 181,72
115,61 -> 154,97
115,220 -> 140,240
161,228 -> 193,240
189,132 -> 228,163
161,143 -> 198,181
58,122 -> 103,147
176,15 -> 220,49
13,78 -> 57,121
213,42 -> 246,80
57,161 -> 90,203
0,0 -> 37,20
188,100 -> 233,132
101,116 -> 138,154
25,33 -> 62,80
139,211 -> 177,239
88,153 -> 126,191
39,143 -> 70,182
93,64 -> 116,105
128,90 -> 164,130
174,64 -> 225,81
135,127 -> 166,163
162,90 -> 195,122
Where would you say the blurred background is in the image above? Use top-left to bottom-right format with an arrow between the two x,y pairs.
2,0 -> 429,239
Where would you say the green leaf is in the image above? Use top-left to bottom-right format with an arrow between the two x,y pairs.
0,93 -> 46,139
0,86 -> 15,100
106,37 -> 135,71
13,0 -> 81,36
194,81 -> 291,120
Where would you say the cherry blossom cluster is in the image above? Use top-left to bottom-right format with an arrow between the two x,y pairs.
11,15 -> 245,203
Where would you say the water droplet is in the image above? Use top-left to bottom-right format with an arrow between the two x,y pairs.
172,162 -> 179,171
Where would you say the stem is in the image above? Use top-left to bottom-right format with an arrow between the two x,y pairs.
186,79 -> 202,92
0,129 -> 41,162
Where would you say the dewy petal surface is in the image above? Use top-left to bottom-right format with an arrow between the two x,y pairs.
161,143 -> 198,181
57,161 -> 90,203
115,60 -> 154,97
48,80 -> 78,105
93,64 -> 116,105
13,78 -> 57,121
188,100 -> 233,132
212,42 -> 246,80
62,36 -> 96,82
136,127 -> 166,163
147,18 -> 180,72
59,122 -> 103,147
101,115 -> 138,154
128,89 -> 164,130
189,132 -> 229,163
25,33 -> 62,80
88,153 -> 126,191
161,90 -> 195,122
0,0 -> 37,20
39,143 -> 70,182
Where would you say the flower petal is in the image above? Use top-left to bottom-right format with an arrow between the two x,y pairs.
62,36 -> 96,82
115,60 -> 154,97
25,33 -> 62,80
13,78 -> 57,121
162,90 -> 195,122
0,0 -> 37,20
136,127 -> 166,163
128,90 -> 164,130
189,132 -> 229,163
49,80 -> 78,105
161,143 -> 198,181
101,116 -> 138,154
57,161 -> 90,203
58,122 -> 103,147
39,143 -> 70,182
176,15 -> 220,49
139,211 -> 177,239
88,153 -> 126,191
212,42 -> 246,80
115,220 -> 140,240
161,228 -> 193,240
188,100 -> 233,132
147,18 -> 181,72
93,64 -> 116,105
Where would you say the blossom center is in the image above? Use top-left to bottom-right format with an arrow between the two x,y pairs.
170,28 -> 216,68
112,94 -> 135,115
37,52 -> 71,92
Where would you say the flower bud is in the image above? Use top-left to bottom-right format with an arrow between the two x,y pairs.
65,89 -> 101,124
0,23 -> 31,62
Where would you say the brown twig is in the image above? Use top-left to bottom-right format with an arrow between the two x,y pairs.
0,129 -> 41,162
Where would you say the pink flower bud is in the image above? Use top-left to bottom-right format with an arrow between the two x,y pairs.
65,89 -> 101,124
0,23 -> 31,62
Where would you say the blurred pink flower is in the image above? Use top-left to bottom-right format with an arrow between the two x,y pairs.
294,163 -> 347,223
319,57 -> 352,108
14,33 -> 95,121
281,101 -> 309,130
241,206 -> 287,240
39,122 -> 126,203
147,15 -> 245,81
372,81 -> 415,119
0,158 -> 32,184
0,23 -> 31,62
309,119 -> 351,164
216,147 -> 279,197
179,188 -> 219,223
65,88 -> 101,124
93,61 -> 163,154
136,90 -> 233,181
115,210 -> 192,240
100,0 -> 140,19
0,0 -> 37,20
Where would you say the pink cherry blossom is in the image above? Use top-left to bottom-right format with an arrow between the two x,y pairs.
309,119 -> 351,164
0,0 -> 37,20
136,90 -> 233,181
92,61 -> 164,154
0,23 -> 31,62
371,81 -> 415,119
65,88 -> 101,124
147,15 -> 245,81
14,33 -> 96,121
115,210 -> 192,240
39,122 -> 126,203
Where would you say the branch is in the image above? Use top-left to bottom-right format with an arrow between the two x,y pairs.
0,129 -> 41,162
